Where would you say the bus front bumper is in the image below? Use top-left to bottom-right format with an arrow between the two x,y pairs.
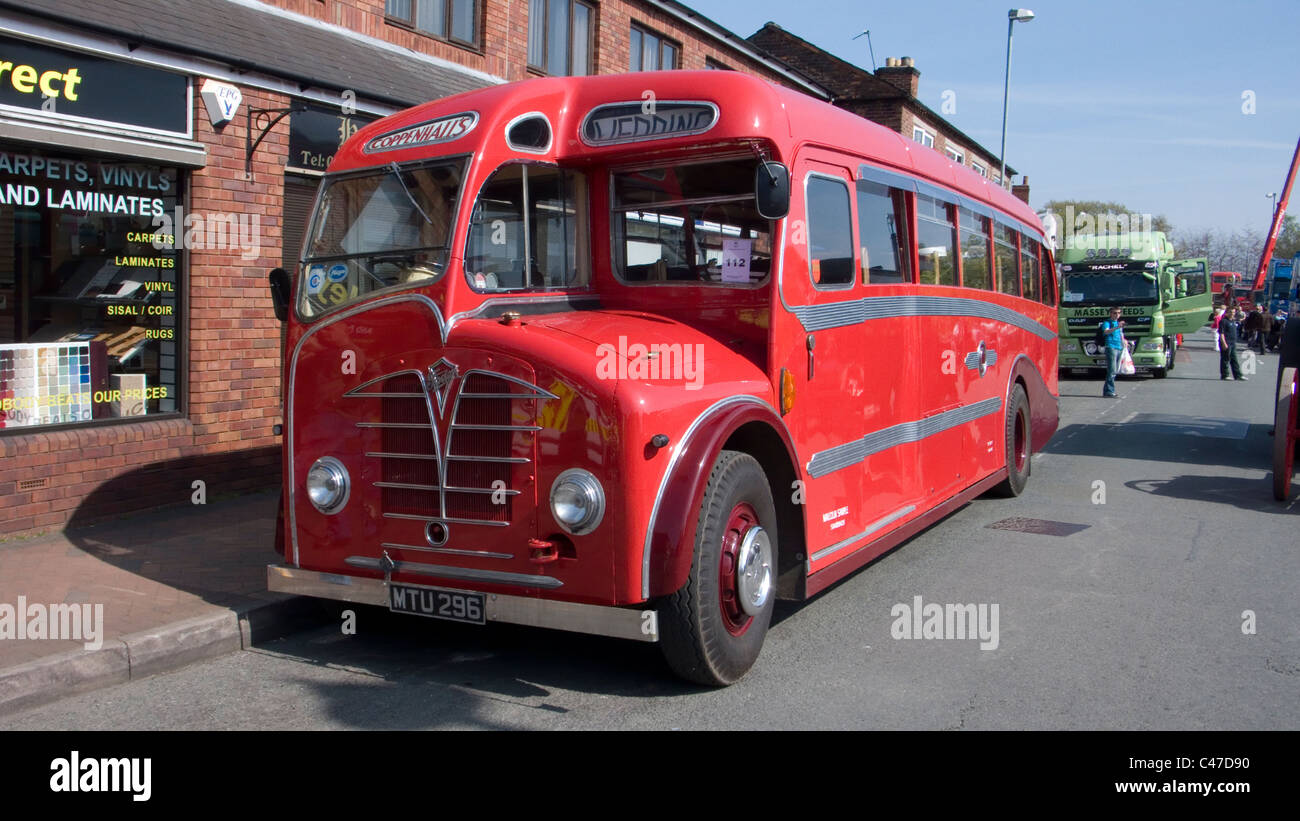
267,564 -> 659,642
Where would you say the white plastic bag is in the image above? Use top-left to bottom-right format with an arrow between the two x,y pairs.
1118,347 -> 1136,376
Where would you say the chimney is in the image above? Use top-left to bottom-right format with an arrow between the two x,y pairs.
876,56 -> 919,97
1012,176 -> 1031,204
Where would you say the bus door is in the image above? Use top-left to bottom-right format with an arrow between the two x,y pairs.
788,154 -> 919,573
1163,258 -> 1211,335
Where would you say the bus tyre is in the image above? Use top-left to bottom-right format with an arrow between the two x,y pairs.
991,384 -> 1031,498
658,450 -> 776,686
1273,367 -> 1297,501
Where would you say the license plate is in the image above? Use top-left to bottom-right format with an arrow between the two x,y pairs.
388,583 -> 485,625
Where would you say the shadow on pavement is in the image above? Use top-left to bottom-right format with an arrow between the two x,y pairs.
1124,475 -> 1291,515
1044,421 -> 1270,470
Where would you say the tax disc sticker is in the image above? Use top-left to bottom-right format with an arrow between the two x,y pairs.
328,263 -> 348,282
306,264 -> 326,294
473,272 -> 487,288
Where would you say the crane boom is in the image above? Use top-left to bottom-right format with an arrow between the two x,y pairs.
1253,134 -> 1300,292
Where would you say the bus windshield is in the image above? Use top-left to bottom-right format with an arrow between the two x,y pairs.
298,158 -> 466,317
1060,272 -> 1158,306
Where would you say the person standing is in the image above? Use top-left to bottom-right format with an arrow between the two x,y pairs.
1100,307 -> 1125,397
1219,306 -> 1245,381
1244,306 -> 1264,355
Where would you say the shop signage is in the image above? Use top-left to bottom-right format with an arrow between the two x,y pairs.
287,102 -> 376,171
199,78 -> 241,127
0,33 -> 189,135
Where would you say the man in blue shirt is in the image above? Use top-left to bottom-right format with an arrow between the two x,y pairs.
1101,307 -> 1125,397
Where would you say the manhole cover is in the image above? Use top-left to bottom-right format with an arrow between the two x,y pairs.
985,517 -> 1090,537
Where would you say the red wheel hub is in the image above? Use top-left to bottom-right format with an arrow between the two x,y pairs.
718,502 -> 759,636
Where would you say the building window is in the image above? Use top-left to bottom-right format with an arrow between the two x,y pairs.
944,145 -> 965,165
912,122 -> 935,148
630,24 -> 680,71
705,58 -> 732,70
528,0 -> 593,76
971,162 -> 987,178
1,146 -> 184,431
386,0 -> 479,47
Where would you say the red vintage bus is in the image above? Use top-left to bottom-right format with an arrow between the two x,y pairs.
266,70 -> 1059,685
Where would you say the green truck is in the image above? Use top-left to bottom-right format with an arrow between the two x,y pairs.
1056,232 -> 1211,378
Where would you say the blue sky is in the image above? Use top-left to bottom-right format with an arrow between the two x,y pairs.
685,0 -> 1300,236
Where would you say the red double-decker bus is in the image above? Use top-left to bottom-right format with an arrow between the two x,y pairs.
266,70 -> 1059,685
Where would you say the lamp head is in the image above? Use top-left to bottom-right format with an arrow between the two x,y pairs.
1009,8 -> 1035,22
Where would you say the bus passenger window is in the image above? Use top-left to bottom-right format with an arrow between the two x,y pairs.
995,224 -> 1020,297
856,180 -> 909,284
807,175 -> 854,288
1020,235 -> 1041,302
611,158 -> 772,285
916,194 -> 956,286
958,207 -> 992,290
1039,244 -> 1057,305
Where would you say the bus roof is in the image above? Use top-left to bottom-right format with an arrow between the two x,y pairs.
329,70 -> 1046,239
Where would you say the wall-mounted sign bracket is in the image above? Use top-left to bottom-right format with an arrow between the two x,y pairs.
246,104 -> 305,178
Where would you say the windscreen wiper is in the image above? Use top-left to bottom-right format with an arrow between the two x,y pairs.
390,162 -> 434,226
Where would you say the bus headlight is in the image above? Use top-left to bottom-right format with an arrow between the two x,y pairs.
550,469 -> 606,535
306,456 -> 350,514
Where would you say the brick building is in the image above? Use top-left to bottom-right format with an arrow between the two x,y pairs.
747,22 -> 1028,201
0,0 -> 828,538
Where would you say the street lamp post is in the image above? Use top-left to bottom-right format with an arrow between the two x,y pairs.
999,8 -> 1035,189
1267,191 -> 1278,224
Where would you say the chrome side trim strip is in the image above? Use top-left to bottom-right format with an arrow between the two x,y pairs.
383,512 -> 510,527
288,294 -> 448,566
807,505 -> 917,567
380,543 -> 514,560
791,295 -> 1055,340
807,397 -> 1003,478
344,556 -> 563,589
640,394 -> 791,600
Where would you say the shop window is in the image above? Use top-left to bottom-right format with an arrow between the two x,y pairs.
528,0 -> 593,76
0,147 -> 183,431
630,24 -> 680,72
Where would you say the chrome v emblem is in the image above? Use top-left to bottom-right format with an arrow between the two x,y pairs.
427,358 -> 459,415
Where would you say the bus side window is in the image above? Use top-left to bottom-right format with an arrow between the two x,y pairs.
1020,234 -> 1041,302
958,207 -> 992,290
994,223 -> 1020,297
916,194 -> 957,286
807,175 -> 855,288
856,179 -> 909,284
1039,243 -> 1057,305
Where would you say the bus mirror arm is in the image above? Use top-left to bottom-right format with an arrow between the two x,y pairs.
268,268 -> 291,322
755,161 -> 790,220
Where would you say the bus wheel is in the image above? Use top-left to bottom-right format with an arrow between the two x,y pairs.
1273,367 -> 1297,501
658,450 -> 777,686
991,384 -> 1031,497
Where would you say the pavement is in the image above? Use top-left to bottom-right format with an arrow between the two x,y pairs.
0,487 -> 331,717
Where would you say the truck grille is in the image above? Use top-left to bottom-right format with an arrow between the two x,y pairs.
345,366 -> 556,528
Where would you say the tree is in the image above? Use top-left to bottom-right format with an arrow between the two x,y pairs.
1038,199 -> 1173,247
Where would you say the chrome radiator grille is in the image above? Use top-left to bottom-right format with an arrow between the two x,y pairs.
346,366 -> 555,528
